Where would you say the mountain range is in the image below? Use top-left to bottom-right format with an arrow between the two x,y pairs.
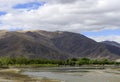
102,41 -> 120,48
0,30 -> 120,60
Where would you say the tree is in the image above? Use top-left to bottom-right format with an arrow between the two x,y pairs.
77,58 -> 90,65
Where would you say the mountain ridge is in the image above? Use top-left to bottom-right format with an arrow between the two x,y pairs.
102,41 -> 120,48
0,30 -> 120,60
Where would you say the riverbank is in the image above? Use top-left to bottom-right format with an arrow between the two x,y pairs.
0,64 -> 120,68
21,66 -> 120,82
0,68 -> 60,82
0,66 -> 120,82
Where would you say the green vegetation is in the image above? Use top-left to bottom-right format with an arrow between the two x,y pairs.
67,58 -> 120,66
0,57 -> 119,67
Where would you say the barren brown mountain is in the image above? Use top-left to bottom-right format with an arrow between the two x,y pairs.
0,30 -> 120,60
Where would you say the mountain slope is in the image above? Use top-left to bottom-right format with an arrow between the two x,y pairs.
0,30 -> 120,60
0,31 -> 68,60
49,31 -> 120,60
102,41 -> 120,48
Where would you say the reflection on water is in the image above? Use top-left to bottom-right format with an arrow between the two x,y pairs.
22,67 -> 120,82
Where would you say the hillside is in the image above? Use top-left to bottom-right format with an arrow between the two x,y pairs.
102,41 -> 120,48
0,30 -> 120,60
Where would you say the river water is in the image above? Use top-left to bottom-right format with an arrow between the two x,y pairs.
21,67 -> 120,82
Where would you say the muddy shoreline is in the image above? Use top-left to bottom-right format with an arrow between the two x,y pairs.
0,68 -> 60,82
0,66 -> 119,82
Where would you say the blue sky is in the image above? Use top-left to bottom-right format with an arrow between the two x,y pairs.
0,0 -> 120,42
81,29 -> 120,43
82,29 -> 120,37
8,27 -> 23,31
13,1 -> 45,10
0,11 -> 7,16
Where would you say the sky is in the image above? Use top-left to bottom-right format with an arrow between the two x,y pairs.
0,0 -> 120,43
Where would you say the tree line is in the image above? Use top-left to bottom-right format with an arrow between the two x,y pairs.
0,57 -> 119,67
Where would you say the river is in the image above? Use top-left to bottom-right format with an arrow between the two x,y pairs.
21,66 -> 120,82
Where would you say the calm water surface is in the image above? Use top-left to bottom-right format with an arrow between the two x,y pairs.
22,67 -> 120,82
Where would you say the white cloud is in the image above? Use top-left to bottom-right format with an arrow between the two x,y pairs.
90,35 -> 120,43
0,0 -> 120,32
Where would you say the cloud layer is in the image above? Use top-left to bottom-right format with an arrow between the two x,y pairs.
0,0 -> 120,32
90,35 -> 120,43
